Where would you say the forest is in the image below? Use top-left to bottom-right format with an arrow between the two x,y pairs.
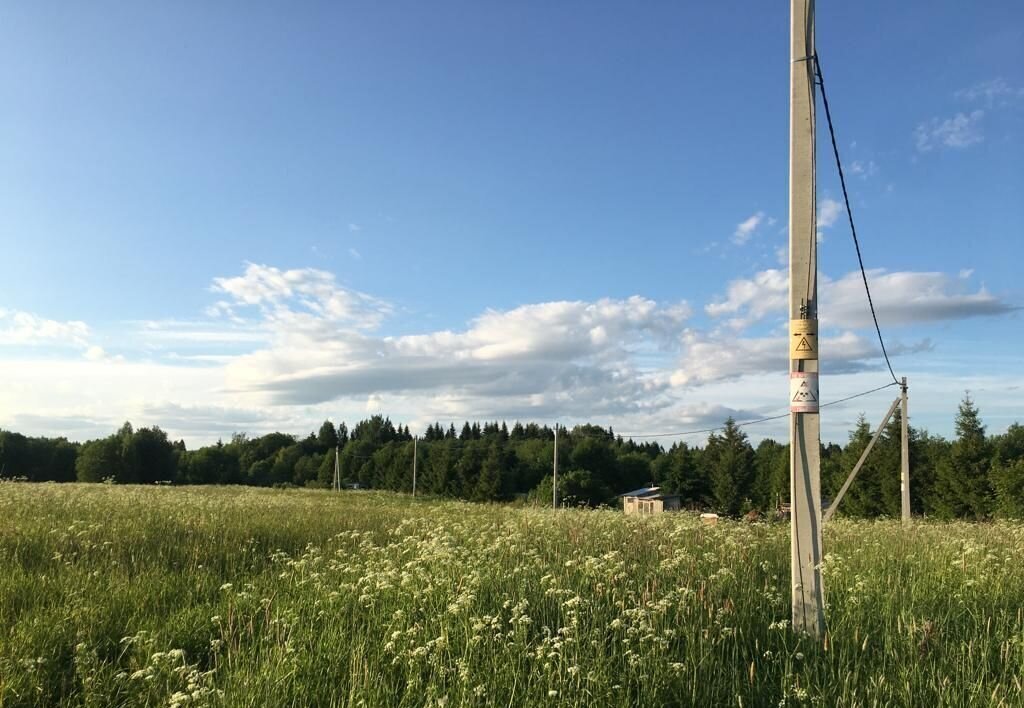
2,395 -> 1022,519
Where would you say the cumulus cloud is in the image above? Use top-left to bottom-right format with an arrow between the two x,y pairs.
705,269 -> 788,326
825,269 -> 1017,328
914,110 -> 985,152
222,295 -> 692,411
705,267 -> 1015,330
818,198 -> 843,228
2,260 -> 1016,446
211,262 -> 391,332
0,308 -> 91,348
732,212 -> 765,245
668,329 -> 907,388
0,307 -> 113,360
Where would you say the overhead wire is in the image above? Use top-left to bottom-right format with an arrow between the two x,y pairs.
614,381 -> 898,439
812,53 -> 900,386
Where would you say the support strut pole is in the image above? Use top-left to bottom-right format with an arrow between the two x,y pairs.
823,396 -> 901,523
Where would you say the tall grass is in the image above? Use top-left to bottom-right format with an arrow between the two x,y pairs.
1,483 -> 1022,706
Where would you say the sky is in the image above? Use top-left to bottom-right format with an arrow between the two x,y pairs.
1,1 -> 1022,447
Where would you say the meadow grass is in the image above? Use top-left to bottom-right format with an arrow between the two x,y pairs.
1,483 -> 1022,707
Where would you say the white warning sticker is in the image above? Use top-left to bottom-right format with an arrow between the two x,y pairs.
790,372 -> 819,413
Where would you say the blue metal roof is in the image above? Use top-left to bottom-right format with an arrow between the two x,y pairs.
619,486 -> 660,498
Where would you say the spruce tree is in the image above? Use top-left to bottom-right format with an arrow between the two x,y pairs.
705,418 -> 754,515
933,394 -> 991,519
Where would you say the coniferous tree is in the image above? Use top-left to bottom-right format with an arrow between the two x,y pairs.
474,444 -> 503,501
835,415 -> 883,517
933,394 -> 991,519
704,419 -> 754,516
752,439 -> 788,511
652,442 -> 704,505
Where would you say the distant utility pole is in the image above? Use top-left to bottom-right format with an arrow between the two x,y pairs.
553,424 -> 558,509
412,436 -> 418,498
900,377 -> 910,524
789,0 -> 826,638
333,445 -> 340,491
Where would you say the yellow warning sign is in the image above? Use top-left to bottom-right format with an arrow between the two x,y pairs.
790,319 -> 818,360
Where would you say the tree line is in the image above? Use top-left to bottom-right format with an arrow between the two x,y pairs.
1,395 -> 1022,519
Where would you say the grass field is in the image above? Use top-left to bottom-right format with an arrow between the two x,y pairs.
1,484 -> 1022,707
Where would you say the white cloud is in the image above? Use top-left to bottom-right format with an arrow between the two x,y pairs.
818,198 -> 843,229
1,261 -> 1017,447
348,223 -> 362,232
914,110 -> 984,152
222,295 -> 693,412
732,211 -> 765,245
956,78 -> 1024,107
825,269 -> 1016,328
211,262 -> 391,332
705,268 -> 788,325
348,248 -> 362,260
0,308 -> 91,348
0,308 -> 111,361
849,160 -> 878,178
668,329 -> 910,388
143,319 -> 263,341
706,267 -> 1015,331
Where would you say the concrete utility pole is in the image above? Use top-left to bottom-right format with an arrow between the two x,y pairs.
789,0 -> 826,638
412,436 -> 418,498
900,377 -> 910,524
553,425 -> 558,509
333,445 -> 340,491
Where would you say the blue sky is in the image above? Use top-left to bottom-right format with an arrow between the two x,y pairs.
1,1 -> 1021,446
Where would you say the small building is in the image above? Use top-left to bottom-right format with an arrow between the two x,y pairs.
619,486 -> 682,515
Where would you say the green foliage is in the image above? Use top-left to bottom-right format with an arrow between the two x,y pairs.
75,436 -> 121,483
933,394 -> 992,519
5,396 -> 1024,518
0,431 -> 77,482
704,418 -> 754,515
316,420 -> 339,451
752,439 -> 788,510
991,458 -> 1024,519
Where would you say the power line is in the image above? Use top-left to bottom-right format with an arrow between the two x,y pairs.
813,53 -> 900,386
598,381 -> 899,440
819,381 -> 898,409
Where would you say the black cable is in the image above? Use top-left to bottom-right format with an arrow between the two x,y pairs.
604,381 -> 899,439
819,381 -> 898,409
813,54 -> 900,386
